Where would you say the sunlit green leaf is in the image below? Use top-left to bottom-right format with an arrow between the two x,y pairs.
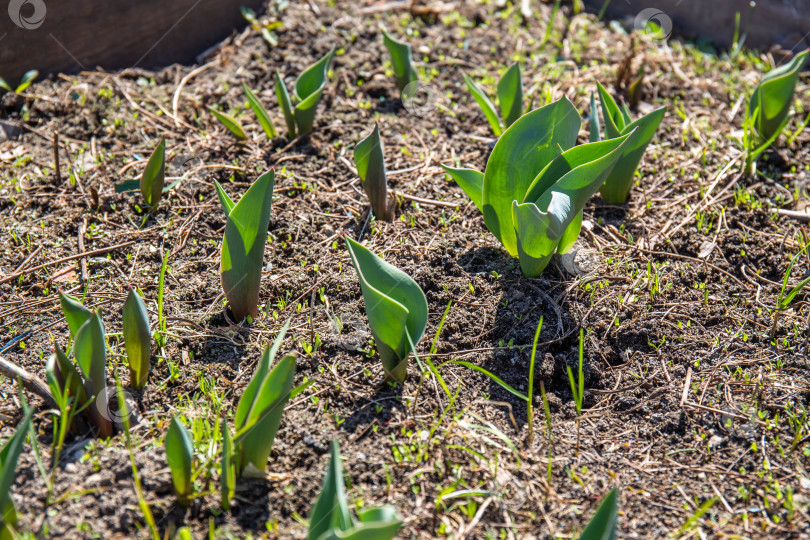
382,31 -> 417,93
140,138 -> 165,210
165,416 -> 193,505
207,106 -> 248,140
354,123 -> 389,220
123,289 -> 151,389
242,83 -> 276,139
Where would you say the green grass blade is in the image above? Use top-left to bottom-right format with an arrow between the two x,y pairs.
0,409 -> 33,526
449,360 -> 527,401
354,123 -> 389,220
242,83 -> 276,139
207,106 -> 248,140
220,417 -> 235,510
123,289 -> 152,389
140,138 -> 165,210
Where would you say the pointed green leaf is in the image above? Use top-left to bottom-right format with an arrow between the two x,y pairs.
482,97 -> 581,256
220,417 -> 235,510
207,106 -> 248,140
46,344 -> 87,407
513,134 -> 633,277
589,93 -> 601,143
140,138 -> 165,209
382,31 -> 418,92
599,106 -> 666,204
0,77 -> 11,92
242,83 -> 276,139
463,74 -> 503,136
214,180 -> 236,216
220,169 -> 275,322
294,48 -> 335,134
123,289 -> 151,389
750,49 -> 809,140
354,124 -> 389,220
165,417 -> 193,504
74,312 -> 112,438
619,102 -> 633,127
15,70 -> 38,93
441,165 -> 484,213
307,441 -> 354,539
579,488 -> 619,540
497,62 -> 524,128
235,320 -> 289,431
596,81 -> 624,137
275,71 -> 297,138
58,292 -> 92,338
344,237 -> 427,382
0,410 -> 32,527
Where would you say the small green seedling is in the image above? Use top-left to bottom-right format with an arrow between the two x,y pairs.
590,82 -> 666,204
345,237 -> 428,382
0,70 -> 38,94
234,321 -> 296,476
354,123 -> 390,221
382,30 -> 417,93
207,106 -> 248,140
275,47 -> 336,138
220,416 -> 235,510
307,440 -> 402,540
0,409 -> 33,537
164,416 -> 194,506
123,288 -> 152,389
74,311 -> 113,438
567,329 -> 585,456
463,62 -> 524,136
743,49 -> 809,174
242,83 -> 277,139
140,138 -> 166,211
218,169 -> 275,322
770,241 -> 810,340
444,97 -> 635,277
579,488 -> 619,540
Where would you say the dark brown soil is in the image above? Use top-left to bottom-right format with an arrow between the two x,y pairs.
1,1 -> 809,538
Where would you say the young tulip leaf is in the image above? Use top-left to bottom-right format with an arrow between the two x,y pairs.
15,70 -> 38,93
463,74 -> 503,136
58,291 -> 92,339
220,169 -> 275,322
589,93 -> 602,143
0,410 -> 33,530
123,289 -> 151,389
293,47 -> 335,135
219,416 -> 235,510
74,312 -> 113,438
140,138 -> 165,210
165,417 -> 194,505
513,134 -> 634,277
214,180 -> 236,216
344,237 -> 427,382
596,82 -> 624,138
242,83 -> 276,139
750,49 -> 809,140
497,62 -> 524,128
275,71 -> 297,138
234,322 -> 295,474
483,97 -> 581,256
46,344 -> 87,408
441,165 -> 484,213
579,488 -> 619,540
354,123 -> 390,221
382,31 -> 418,92
207,106 -> 248,140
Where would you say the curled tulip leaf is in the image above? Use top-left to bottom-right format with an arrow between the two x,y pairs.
234,321 -> 295,475
275,71 -> 297,138
580,488 -> 619,540
382,30 -> 417,93
463,74 -> 503,136
207,106 -> 248,140
293,47 -> 336,135
464,62 -> 524,136
749,49 -> 809,140
140,138 -> 165,210
74,312 -> 112,438
242,83 -> 276,139
594,82 -> 665,204
123,289 -> 151,389
344,237 -> 427,382
220,169 -> 275,322
354,123 -> 390,221
58,291 -> 92,339
165,416 -> 194,506
441,165 -> 484,213
46,344 -> 87,409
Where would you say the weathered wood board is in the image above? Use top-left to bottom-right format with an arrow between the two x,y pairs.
0,0 -> 265,84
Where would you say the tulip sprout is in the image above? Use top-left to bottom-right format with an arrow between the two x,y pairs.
354,123 -> 391,221
218,169 -> 276,322
123,288 -> 152,389
463,62 -> 524,136
207,106 -> 248,140
242,83 -> 277,139
307,440 -> 402,540
219,416 -> 235,510
444,97 -> 635,277
382,30 -> 418,93
345,237 -> 428,382
275,47 -> 336,138
590,82 -> 666,204
164,416 -> 194,506
140,138 -> 166,211
742,49 -> 809,175
0,409 -> 33,537
580,488 -> 619,540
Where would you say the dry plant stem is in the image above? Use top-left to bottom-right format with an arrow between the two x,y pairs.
0,241 -> 135,284
0,355 -> 56,408
53,131 -> 61,184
